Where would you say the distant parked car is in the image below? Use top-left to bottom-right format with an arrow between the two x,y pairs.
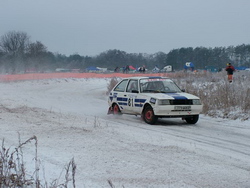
108,76 -> 203,124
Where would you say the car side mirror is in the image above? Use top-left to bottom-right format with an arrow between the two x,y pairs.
181,89 -> 185,92
132,90 -> 139,93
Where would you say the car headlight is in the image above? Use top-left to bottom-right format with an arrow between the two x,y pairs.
192,99 -> 201,105
158,99 -> 170,105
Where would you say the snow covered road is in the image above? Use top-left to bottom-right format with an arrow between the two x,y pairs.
1,78 -> 250,187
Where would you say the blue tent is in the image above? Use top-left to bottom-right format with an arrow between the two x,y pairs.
235,66 -> 248,70
86,66 -> 100,71
184,62 -> 195,71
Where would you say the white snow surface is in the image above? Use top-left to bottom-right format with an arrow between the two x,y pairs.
0,78 -> 250,188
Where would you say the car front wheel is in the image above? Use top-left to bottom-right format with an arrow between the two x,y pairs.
185,115 -> 199,124
143,106 -> 158,124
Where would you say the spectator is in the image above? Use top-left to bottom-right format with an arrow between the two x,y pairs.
141,65 -> 146,73
225,63 -> 235,83
114,67 -> 119,72
125,65 -> 130,73
139,65 -> 146,73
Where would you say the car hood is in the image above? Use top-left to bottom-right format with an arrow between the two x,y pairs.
141,92 -> 200,100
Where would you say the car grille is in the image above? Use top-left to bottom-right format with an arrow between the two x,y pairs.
170,99 -> 193,105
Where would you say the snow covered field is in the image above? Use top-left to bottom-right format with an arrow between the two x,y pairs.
1,78 -> 250,188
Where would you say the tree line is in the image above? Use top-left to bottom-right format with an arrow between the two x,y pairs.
0,31 -> 250,74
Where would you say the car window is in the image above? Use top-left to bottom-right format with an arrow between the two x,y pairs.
113,79 -> 128,92
140,78 -> 182,93
126,80 -> 138,93
163,81 -> 182,92
146,81 -> 164,91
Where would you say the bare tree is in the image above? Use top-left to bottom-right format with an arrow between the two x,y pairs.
0,31 -> 30,73
0,31 -> 30,56
27,41 -> 47,56
26,41 -> 48,72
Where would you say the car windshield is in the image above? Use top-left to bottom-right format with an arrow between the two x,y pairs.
140,78 -> 182,93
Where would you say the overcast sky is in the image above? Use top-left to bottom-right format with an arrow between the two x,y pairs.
1,0 -> 250,56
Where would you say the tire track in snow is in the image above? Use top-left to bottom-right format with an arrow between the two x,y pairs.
104,114 -> 250,163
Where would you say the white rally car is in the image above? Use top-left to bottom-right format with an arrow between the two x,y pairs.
108,76 -> 203,124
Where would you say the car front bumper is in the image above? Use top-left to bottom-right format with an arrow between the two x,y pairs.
153,105 -> 202,117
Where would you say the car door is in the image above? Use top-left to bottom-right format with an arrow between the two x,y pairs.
125,79 -> 139,114
113,79 -> 130,113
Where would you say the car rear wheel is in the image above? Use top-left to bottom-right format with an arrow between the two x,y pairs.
113,103 -> 122,115
185,115 -> 199,124
143,106 -> 158,124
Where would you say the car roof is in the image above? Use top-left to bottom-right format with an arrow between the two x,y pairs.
123,76 -> 170,80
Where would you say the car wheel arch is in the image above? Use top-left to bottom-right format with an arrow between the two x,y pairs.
142,103 -> 152,114
112,102 -> 122,115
